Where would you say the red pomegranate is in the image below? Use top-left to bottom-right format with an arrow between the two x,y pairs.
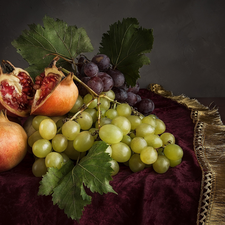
0,60 -> 35,117
31,57 -> 79,116
0,110 -> 28,172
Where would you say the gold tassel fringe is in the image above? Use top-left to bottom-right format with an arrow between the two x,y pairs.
150,84 -> 225,225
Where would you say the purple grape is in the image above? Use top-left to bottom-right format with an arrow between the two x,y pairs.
77,77 -> 90,96
77,55 -> 88,73
126,92 -> 138,106
112,87 -> 128,102
92,54 -> 110,71
87,76 -> 104,95
136,94 -> 142,103
107,69 -> 125,87
83,62 -> 99,77
122,82 -> 140,94
136,98 -> 155,115
98,72 -> 114,92
127,82 -> 140,93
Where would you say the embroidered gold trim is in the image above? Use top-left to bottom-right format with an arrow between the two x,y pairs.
149,84 -> 225,225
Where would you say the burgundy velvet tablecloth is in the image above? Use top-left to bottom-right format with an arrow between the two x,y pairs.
0,89 -> 202,225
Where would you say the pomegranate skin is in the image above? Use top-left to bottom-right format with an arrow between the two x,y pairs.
0,60 -> 35,118
0,111 -> 28,172
31,73 -> 78,116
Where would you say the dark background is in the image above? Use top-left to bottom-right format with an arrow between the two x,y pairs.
0,0 -> 225,97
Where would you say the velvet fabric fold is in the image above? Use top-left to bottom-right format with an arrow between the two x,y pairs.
0,89 -> 202,225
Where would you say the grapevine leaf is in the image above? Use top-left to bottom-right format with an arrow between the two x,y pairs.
99,17 -> 154,86
11,15 -> 94,79
38,141 -> 116,221
74,141 -> 117,195
52,170 -> 92,221
38,160 -> 74,196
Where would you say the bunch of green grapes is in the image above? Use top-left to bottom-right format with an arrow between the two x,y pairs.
29,89 -> 183,177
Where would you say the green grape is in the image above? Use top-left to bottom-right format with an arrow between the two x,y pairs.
140,146 -> 158,165
154,119 -> 166,135
116,103 -> 131,117
109,159 -> 119,176
85,108 -> 98,123
160,132 -> 175,145
149,114 -> 157,119
135,123 -> 155,137
63,140 -> 85,160
99,124 -> 123,144
73,131 -> 94,152
32,158 -> 48,177
129,153 -> 145,173
83,93 -> 97,108
157,147 -> 165,156
56,118 -> 65,129
105,108 -> 118,120
130,137 -> 148,154
62,120 -> 80,140
28,130 -> 42,147
164,144 -> 183,160
99,97 -> 111,110
89,127 -> 99,139
76,111 -> 93,130
96,108 -> 107,117
52,134 -> 68,152
152,155 -> 170,173
105,145 -> 112,157
45,152 -> 64,169
60,152 -> 70,164
130,132 -> 136,139
32,115 -> 49,130
141,115 -> 156,127
126,115 -> 142,130
169,158 -> 182,167
50,116 -> 65,124
103,90 -> 115,100
32,139 -> 52,158
111,116 -> 131,135
144,134 -> 163,149
70,95 -> 83,113
39,118 -> 57,140
121,135 -> 132,146
95,117 -> 112,128
111,142 -> 131,162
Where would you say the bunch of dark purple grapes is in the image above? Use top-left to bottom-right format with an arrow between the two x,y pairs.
76,54 -> 154,115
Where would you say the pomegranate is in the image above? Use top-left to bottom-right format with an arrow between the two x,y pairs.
31,57 -> 79,116
0,110 -> 28,172
0,60 -> 35,117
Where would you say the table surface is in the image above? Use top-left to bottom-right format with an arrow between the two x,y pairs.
0,92 -> 224,225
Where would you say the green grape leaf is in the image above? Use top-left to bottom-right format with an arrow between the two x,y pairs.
72,141 -> 117,195
99,17 -> 154,86
38,141 -> 117,222
38,160 -> 74,196
11,15 -> 94,79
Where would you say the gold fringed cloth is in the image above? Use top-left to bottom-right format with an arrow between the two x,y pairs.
150,83 -> 225,225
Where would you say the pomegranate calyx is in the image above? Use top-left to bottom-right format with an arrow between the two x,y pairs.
0,110 -> 9,122
61,73 -> 74,86
44,56 -> 65,79
1,60 -> 15,73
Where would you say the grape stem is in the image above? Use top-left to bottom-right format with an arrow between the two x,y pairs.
45,53 -> 78,74
97,97 -> 101,129
59,67 -> 98,98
